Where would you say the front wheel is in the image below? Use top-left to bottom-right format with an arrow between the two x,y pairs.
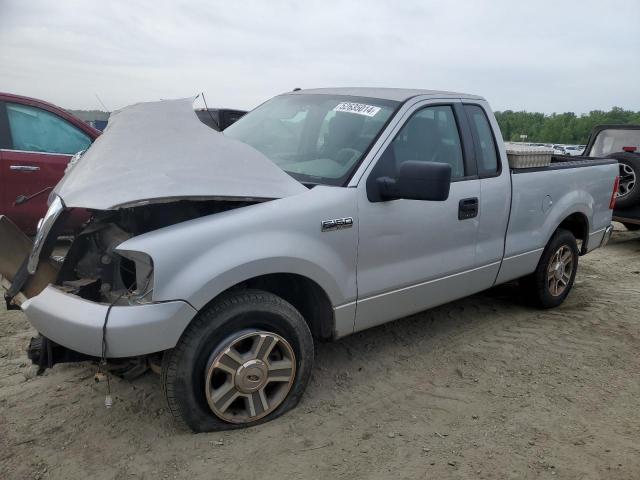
520,228 -> 579,308
161,289 -> 314,432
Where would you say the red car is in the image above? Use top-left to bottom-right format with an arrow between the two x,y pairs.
0,92 -> 101,235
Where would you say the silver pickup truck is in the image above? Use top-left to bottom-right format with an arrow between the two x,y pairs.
0,88 -> 619,432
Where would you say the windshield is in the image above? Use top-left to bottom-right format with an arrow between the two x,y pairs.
224,94 -> 399,185
590,129 -> 640,157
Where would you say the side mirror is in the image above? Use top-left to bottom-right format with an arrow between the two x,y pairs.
376,161 -> 451,201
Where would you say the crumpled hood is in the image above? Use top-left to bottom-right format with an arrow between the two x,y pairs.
54,97 -> 306,210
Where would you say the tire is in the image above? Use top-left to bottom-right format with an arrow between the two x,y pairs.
623,223 -> 640,231
520,228 -> 579,309
607,153 -> 640,209
161,289 -> 314,432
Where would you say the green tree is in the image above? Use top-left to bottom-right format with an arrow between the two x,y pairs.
494,107 -> 640,144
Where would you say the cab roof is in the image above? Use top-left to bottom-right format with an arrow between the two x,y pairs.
287,87 -> 484,102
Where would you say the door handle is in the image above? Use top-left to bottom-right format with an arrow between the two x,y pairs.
10,165 -> 40,172
458,197 -> 479,220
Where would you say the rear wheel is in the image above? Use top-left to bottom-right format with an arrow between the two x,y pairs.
161,289 -> 314,432
520,228 -> 579,308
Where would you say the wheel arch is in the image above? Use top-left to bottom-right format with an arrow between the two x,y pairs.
223,273 -> 335,341
555,211 -> 589,254
189,270 -> 338,343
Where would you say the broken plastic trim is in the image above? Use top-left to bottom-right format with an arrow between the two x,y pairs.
5,201 -> 68,307
28,195 -> 65,274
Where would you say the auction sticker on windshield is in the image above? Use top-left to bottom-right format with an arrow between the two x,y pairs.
334,102 -> 381,117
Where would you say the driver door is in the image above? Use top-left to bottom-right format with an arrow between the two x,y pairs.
355,101 -> 484,331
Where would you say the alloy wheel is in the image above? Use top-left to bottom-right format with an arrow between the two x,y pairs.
546,245 -> 574,297
204,330 -> 296,423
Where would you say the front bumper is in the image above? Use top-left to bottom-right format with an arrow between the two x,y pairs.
22,286 -> 197,358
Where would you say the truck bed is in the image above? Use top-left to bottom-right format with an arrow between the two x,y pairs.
510,155 -> 617,173
496,156 -> 618,285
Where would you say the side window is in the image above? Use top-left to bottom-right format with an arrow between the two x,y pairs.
6,103 -> 91,154
379,105 -> 465,179
464,104 -> 499,176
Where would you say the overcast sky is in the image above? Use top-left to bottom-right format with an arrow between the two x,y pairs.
1,0 -> 638,114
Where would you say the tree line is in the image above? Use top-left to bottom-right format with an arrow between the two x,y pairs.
66,106 -> 640,146
494,107 -> 640,145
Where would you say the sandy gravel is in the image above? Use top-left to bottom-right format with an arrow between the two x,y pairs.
1,225 -> 639,480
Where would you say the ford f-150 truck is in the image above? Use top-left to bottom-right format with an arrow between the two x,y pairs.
0,88 -> 619,432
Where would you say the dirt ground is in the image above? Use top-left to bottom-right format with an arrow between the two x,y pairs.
1,225 -> 639,480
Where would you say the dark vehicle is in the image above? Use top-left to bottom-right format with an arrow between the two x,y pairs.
195,108 -> 247,131
582,125 -> 640,230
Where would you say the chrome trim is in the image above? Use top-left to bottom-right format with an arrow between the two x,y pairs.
502,247 -> 544,262
9,165 -> 40,172
600,225 -> 614,248
358,260 -> 501,304
334,300 -> 356,311
0,148 -> 73,157
586,226 -> 607,253
27,195 -> 65,274
321,217 -> 354,232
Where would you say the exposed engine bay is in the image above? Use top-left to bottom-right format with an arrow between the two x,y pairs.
56,199 -> 256,304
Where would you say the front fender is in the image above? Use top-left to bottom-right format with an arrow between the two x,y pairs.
153,231 -> 350,310
116,186 -> 358,311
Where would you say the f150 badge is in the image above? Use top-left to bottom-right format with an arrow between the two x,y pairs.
321,217 -> 354,232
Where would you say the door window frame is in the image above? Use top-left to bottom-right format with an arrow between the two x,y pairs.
363,100 -> 480,202
0,102 -> 12,150
2,101 -> 91,155
462,103 -> 502,179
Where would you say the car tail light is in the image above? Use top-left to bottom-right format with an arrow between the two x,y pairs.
622,146 -> 637,152
609,176 -> 620,209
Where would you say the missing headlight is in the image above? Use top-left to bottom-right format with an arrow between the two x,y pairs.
114,250 -> 154,304
56,222 -> 154,304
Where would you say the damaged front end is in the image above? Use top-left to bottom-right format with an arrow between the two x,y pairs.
0,96 -> 306,375
1,197 -> 68,309
1,195 -> 256,374
56,197 -> 255,305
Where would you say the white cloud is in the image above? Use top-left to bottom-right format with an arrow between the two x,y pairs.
0,0 -> 638,113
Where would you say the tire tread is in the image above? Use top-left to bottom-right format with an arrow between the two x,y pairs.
520,228 -> 579,309
161,289 -> 313,432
